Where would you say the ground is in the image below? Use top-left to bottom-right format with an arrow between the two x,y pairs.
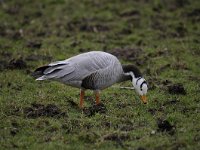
0,0 -> 200,149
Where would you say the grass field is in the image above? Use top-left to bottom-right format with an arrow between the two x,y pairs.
0,0 -> 200,149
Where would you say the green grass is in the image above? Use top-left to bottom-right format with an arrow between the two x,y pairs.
0,0 -> 200,149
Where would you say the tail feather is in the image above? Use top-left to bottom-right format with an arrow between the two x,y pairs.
36,76 -> 47,81
31,66 -> 49,79
32,63 -> 74,80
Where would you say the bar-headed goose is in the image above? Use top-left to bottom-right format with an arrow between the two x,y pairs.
33,51 -> 148,108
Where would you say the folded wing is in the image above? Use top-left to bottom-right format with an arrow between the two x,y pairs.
33,51 -> 118,83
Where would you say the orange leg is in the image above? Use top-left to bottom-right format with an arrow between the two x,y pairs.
79,90 -> 85,108
95,91 -> 100,105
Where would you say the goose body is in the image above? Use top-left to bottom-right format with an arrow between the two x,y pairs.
33,51 -> 148,108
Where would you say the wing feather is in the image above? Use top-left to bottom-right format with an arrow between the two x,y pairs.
34,51 -> 120,86
35,62 -> 75,80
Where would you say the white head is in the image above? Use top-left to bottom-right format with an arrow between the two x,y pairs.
132,76 -> 148,104
123,65 -> 148,104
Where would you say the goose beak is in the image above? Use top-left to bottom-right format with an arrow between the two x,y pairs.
141,95 -> 147,104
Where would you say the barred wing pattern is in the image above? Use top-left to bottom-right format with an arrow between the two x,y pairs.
36,51 -> 123,89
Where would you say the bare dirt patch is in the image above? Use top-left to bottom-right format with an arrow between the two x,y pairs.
168,83 -> 186,95
174,23 -> 188,37
186,8 -> 200,22
23,102 -> 67,118
104,133 -> 130,148
162,99 -> 179,106
120,125 -> 135,132
109,47 -> 144,62
8,58 -> 27,69
116,103 -> 131,109
147,49 -> 170,58
26,40 -> 42,49
68,99 -> 79,108
10,121 -> 20,136
0,24 -> 23,40
83,103 -> 107,117
155,64 -> 171,75
147,77 -> 186,95
137,147 -> 146,150
146,77 -> 173,90
188,75 -> 200,83
0,51 -> 12,58
0,60 -> 8,71
119,9 -> 140,18
157,119 -> 175,135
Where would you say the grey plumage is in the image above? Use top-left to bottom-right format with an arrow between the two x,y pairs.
33,51 -> 148,107
33,51 -> 124,90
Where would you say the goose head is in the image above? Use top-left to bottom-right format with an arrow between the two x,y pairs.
123,65 -> 148,104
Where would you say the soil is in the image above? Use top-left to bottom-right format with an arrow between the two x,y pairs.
157,119 -> 175,135
116,103 -> 131,109
104,133 -> 129,141
162,79 -> 173,86
0,60 -> 8,71
119,27 -> 132,35
26,40 -> 42,49
10,121 -> 19,136
8,58 -> 27,69
119,9 -> 140,18
186,8 -> 200,22
168,83 -> 186,95
67,99 -> 80,110
120,125 -> 135,131
148,99 -> 180,116
110,47 -> 144,61
0,51 -> 12,58
188,75 -> 200,83
0,24 -> 23,39
145,78 -> 157,90
148,108 -> 157,115
68,99 -> 78,107
126,17 -> 141,29
171,142 -> 187,150
146,77 -> 171,90
155,64 -> 171,74
172,61 -> 189,70
70,40 -> 81,48
187,8 -> 200,17
23,102 -> 66,118
83,103 -> 107,117
194,134 -> 200,142
147,49 -> 170,58
137,147 -> 146,150
147,77 -> 186,95
148,106 -> 164,115
4,3 -> 21,15
175,23 -> 188,37
162,99 -> 178,106
104,133 -> 130,148
10,128 -> 19,136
